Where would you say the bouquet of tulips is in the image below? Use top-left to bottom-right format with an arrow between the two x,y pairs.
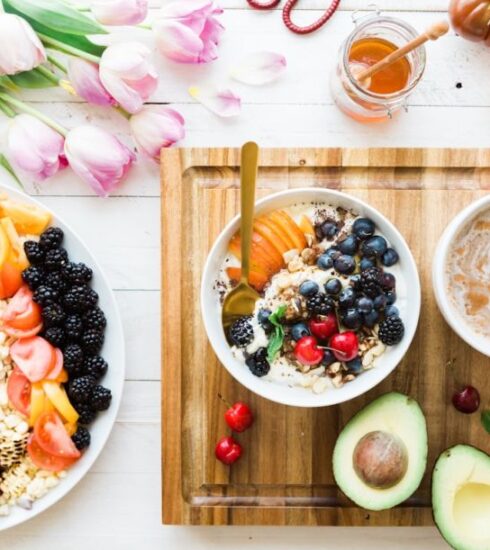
0,0 -> 227,196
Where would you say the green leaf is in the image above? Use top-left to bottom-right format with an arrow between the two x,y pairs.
0,76 -> 20,92
3,0 -> 106,36
482,410 -> 490,434
267,305 -> 287,362
0,155 -> 24,191
9,69 -> 56,89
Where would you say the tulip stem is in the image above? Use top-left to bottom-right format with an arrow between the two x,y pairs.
116,107 -> 131,120
0,93 -> 68,137
137,23 -> 152,30
47,55 -> 68,75
35,65 -> 61,86
0,99 -> 16,118
38,33 -> 100,64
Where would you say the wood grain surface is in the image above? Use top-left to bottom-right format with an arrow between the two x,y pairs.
161,147 -> 490,526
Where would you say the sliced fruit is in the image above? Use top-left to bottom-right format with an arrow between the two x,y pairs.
0,199 -> 51,235
29,383 -> 46,427
298,214 -> 315,238
432,445 -> 490,550
269,210 -> 307,251
252,231 -> 284,270
46,348 -> 64,381
3,323 -> 42,339
42,381 -> 79,424
0,261 -> 23,299
1,217 -> 28,270
64,423 -> 77,437
229,234 -> 279,277
259,215 -> 296,250
2,285 -> 42,330
226,267 -> 268,292
27,433 -> 77,472
7,367 -> 31,417
0,223 -> 10,268
54,369 -> 68,384
333,392 -> 427,511
34,411 -> 81,459
253,219 -> 289,256
10,336 -> 55,382
227,236 -> 270,277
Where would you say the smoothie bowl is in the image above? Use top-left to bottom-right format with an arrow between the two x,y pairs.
201,188 -> 420,407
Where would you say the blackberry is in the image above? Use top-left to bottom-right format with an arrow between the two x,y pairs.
228,317 -> 253,347
306,293 -> 334,315
63,344 -> 84,375
21,266 -> 45,290
245,348 -> 270,377
41,303 -> 66,328
81,329 -> 104,355
83,356 -> 108,380
39,227 -> 64,250
33,285 -> 59,307
74,403 -> 96,425
44,248 -> 68,272
378,316 -> 405,346
62,262 -> 93,285
24,241 -> 45,265
64,314 -> 83,341
44,271 -> 69,293
72,426 -> 91,451
43,327 -> 65,348
68,375 -> 95,404
83,307 -> 106,332
90,385 -> 112,411
360,267 -> 383,298
63,286 -> 98,313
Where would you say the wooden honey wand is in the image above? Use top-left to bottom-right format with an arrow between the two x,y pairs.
356,20 -> 450,84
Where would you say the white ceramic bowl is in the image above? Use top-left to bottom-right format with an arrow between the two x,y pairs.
0,184 -> 124,530
201,188 -> 421,407
432,194 -> 490,357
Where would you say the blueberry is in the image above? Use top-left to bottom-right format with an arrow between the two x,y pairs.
338,287 -> 356,309
385,291 -> 397,305
258,308 -> 272,330
349,274 -> 362,290
342,308 -> 362,330
380,272 -> 396,290
291,323 -> 310,341
361,236 -> 388,259
317,253 -> 333,270
338,235 -> 358,255
360,257 -> 376,271
320,221 -> 339,240
321,350 -> 336,367
325,246 -> 340,259
385,305 -> 400,317
346,356 -> 363,374
334,254 -> 356,275
363,310 -> 379,328
382,248 -> 399,267
356,296 -> 373,314
373,294 -> 387,310
325,278 -> 342,295
353,218 -> 375,239
299,280 -> 319,297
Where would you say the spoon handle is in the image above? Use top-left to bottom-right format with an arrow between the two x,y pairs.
240,142 -> 259,285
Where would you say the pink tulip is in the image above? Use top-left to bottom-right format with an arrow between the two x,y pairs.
91,0 -> 148,26
153,0 -> 224,64
67,58 -> 116,107
7,115 -> 67,181
129,106 -> 185,159
64,125 -> 136,197
99,42 -> 158,114
0,14 -> 46,76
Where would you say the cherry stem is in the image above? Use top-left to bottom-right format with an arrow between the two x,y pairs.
217,393 -> 232,408
318,345 -> 348,359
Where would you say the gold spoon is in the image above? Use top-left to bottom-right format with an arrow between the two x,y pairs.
222,142 -> 261,336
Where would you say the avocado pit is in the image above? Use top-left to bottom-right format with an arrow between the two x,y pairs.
353,430 -> 408,489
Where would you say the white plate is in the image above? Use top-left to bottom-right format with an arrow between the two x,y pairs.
0,184 -> 125,530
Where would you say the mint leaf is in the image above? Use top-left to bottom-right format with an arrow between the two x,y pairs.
267,305 -> 286,362
481,410 -> 490,434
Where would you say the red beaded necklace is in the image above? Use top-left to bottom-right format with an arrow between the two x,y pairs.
246,0 -> 341,35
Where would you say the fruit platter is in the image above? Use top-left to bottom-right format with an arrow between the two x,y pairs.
0,186 -> 123,530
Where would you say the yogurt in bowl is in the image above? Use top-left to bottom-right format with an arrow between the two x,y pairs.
201,188 -> 421,407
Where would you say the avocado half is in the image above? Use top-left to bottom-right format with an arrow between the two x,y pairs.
432,445 -> 490,550
333,392 -> 428,511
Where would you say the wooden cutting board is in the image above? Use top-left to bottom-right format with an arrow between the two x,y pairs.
161,147 -> 490,526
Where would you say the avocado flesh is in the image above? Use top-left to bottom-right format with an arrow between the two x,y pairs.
432,445 -> 490,550
333,392 -> 428,511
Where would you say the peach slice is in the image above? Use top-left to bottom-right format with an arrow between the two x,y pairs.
251,231 -> 284,271
299,215 -> 315,238
226,267 -> 268,292
253,219 -> 289,256
269,210 -> 307,251
259,215 -> 296,251
229,234 -> 278,277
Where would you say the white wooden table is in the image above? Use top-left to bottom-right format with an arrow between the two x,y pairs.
0,0 -> 487,547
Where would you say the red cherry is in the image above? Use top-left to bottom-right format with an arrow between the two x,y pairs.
215,436 -> 243,465
309,314 -> 338,341
225,402 -> 254,432
329,331 -> 359,362
294,336 -> 324,366
452,385 -> 480,414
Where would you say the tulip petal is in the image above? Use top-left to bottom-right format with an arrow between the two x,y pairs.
231,52 -> 287,86
92,0 -> 148,26
189,86 -> 241,118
